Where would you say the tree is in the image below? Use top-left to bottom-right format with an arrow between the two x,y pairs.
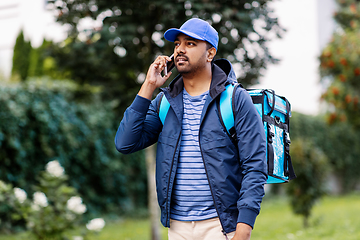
28,43 -> 44,78
28,40 -> 69,80
320,0 -> 360,129
287,139 -> 329,228
47,0 -> 284,113
11,30 -> 32,81
46,1 -> 284,239
290,112 -> 360,193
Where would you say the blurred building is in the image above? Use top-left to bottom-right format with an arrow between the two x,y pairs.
254,0 -> 337,115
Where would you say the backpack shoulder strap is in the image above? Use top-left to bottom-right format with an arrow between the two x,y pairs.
158,93 -> 170,125
219,83 -> 241,141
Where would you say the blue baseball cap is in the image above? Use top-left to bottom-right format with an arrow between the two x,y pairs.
164,18 -> 219,50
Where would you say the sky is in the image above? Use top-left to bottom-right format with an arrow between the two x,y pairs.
0,0 -> 66,78
0,0 -> 337,115
0,0 -> 66,47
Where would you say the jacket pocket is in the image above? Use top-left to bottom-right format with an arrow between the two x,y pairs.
201,137 -> 238,162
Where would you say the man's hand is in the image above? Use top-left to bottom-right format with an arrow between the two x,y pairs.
138,55 -> 173,100
231,223 -> 252,240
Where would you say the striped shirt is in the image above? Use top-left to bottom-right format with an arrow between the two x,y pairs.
170,88 -> 217,221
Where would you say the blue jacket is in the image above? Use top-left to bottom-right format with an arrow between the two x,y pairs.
115,59 -> 267,233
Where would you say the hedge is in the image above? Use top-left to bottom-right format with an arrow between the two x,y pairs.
290,112 -> 360,193
0,78 -> 147,218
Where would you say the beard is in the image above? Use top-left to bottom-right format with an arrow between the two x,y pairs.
175,54 -> 191,74
175,54 -> 206,76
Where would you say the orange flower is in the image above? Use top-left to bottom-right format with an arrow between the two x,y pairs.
340,57 -> 347,66
339,74 -> 346,82
345,94 -> 352,103
354,96 -> 359,105
328,113 -> 337,125
328,60 -> 335,68
354,68 -> 360,76
332,87 -> 340,95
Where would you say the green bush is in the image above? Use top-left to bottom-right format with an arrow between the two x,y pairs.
0,180 -> 23,233
287,139 -> 330,228
24,160 -> 87,239
1,160 -> 106,239
291,112 -> 360,193
0,78 -> 147,220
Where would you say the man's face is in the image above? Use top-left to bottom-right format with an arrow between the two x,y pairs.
173,33 -> 209,75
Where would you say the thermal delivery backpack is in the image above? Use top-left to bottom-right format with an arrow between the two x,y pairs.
159,83 -> 296,184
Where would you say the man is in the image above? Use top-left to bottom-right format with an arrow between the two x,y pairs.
115,18 -> 267,240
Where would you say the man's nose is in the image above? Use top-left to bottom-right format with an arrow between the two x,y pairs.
176,43 -> 186,54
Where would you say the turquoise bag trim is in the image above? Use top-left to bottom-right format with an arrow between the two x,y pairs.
219,84 -> 235,134
159,94 -> 170,125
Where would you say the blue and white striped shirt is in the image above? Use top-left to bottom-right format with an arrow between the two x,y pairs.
170,89 -> 217,221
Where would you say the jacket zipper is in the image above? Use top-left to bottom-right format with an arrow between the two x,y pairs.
165,132 -> 182,227
165,88 -> 228,231
198,140 -> 228,235
198,98 -> 229,236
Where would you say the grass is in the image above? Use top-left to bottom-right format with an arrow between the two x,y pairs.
252,193 -> 360,240
1,194 -> 360,240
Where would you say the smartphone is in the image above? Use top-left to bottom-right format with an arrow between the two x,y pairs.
164,54 -> 175,76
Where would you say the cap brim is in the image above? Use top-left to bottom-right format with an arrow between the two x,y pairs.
164,28 -> 205,42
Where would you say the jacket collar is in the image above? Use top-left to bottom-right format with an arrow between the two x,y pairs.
163,59 -> 237,99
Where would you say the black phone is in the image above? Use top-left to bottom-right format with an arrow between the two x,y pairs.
164,54 -> 175,76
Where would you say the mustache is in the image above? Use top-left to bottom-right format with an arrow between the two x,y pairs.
175,54 -> 189,61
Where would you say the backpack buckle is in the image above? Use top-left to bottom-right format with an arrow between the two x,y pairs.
285,132 -> 291,145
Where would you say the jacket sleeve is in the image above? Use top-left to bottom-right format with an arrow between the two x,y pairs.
114,94 -> 163,154
233,87 -> 267,228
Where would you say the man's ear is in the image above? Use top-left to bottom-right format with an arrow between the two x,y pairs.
207,47 -> 216,62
